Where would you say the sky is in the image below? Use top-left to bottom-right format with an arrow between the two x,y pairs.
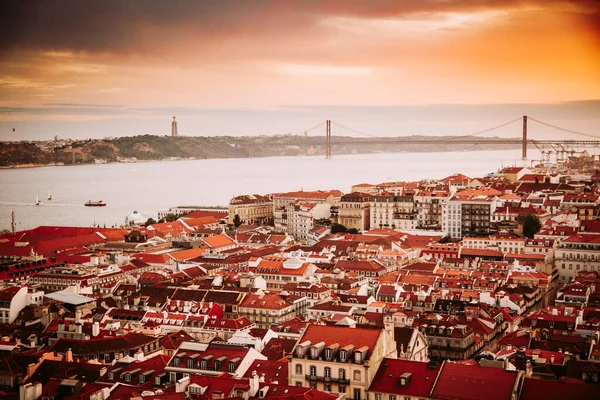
0,0 -> 599,140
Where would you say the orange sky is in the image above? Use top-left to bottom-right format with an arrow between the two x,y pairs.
0,0 -> 599,138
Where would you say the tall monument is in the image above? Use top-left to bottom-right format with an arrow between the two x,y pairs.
171,116 -> 178,137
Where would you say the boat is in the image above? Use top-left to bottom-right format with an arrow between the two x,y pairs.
47,187 -> 53,200
35,193 -> 42,206
85,200 -> 107,207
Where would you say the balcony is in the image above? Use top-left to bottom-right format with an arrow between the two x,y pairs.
305,375 -> 349,384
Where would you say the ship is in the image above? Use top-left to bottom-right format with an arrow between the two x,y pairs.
85,200 -> 107,207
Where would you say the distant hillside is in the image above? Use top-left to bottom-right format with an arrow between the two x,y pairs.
0,134 -> 522,168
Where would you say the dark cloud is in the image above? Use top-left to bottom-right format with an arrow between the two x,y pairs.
1,0 -> 598,55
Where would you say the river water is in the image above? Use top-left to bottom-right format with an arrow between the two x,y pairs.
0,149 -> 535,231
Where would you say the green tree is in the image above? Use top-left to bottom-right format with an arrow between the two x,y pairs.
347,228 -> 359,234
518,213 -> 542,238
164,213 -> 178,222
331,223 -> 347,234
144,217 -> 156,227
233,214 -> 242,227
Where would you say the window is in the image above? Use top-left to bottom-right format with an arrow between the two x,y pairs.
309,366 -> 317,377
187,359 -> 194,369
324,384 -> 332,392
353,370 -> 361,381
389,396 -> 396,400
339,368 -> 346,380
295,364 -> 302,375
375,394 -> 382,400
324,367 -> 331,378
339,385 -> 346,394
354,388 -> 361,400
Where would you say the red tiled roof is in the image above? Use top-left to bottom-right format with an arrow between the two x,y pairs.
432,363 -> 519,400
520,377 -> 600,400
298,325 -> 381,355
368,359 -> 441,397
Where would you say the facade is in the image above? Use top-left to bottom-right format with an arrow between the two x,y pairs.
275,202 -> 331,243
228,194 -> 273,225
555,234 -> 600,282
443,195 -> 497,239
371,193 -> 417,231
238,292 -> 303,329
0,286 -> 29,324
289,324 -> 397,400
414,191 -> 448,230
339,193 -> 373,232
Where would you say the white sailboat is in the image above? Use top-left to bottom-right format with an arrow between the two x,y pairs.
35,193 -> 42,206
47,187 -> 53,200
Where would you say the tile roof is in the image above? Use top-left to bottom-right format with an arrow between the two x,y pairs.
520,377 -> 600,400
432,362 -> 519,400
368,359 -> 441,397
298,324 -> 382,355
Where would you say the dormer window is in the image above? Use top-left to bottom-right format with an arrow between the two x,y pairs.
339,350 -> 347,362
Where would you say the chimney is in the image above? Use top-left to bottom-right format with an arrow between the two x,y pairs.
249,371 -> 260,397
550,354 -> 555,364
65,348 -> 73,362
26,363 -> 37,378
75,322 -> 82,334
92,322 -> 100,337
75,309 -> 82,322
58,321 -> 65,332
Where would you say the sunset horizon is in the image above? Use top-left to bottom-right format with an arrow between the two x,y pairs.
1,0 -> 599,139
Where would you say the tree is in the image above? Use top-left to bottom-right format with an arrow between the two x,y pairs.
164,213 -> 178,222
518,213 -> 542,238
347,228 -> 359,234
233,214 -> 242,227
331,223 -> 347,234
143,217 -> 156,227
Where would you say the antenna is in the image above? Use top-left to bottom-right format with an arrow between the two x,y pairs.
11,210 -> 16,237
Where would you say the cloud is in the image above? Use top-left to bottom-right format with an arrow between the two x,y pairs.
1,1 -> 598,56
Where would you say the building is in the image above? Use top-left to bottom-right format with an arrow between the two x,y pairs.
371,193 -> 418,231
289,324 -> 396,400
238,292 -> 305,329
442,189 -> 500,239
0,286 -> 29,324
339,193 -> 373,232
555,234 -> 600,282
275,201 -> 332,243
414,190 -> 449,230
229,194 -> 273,225
367,359 -> 441,400
166,341 -> 266,381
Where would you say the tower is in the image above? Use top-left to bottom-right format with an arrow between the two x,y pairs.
171,116 -> 178,137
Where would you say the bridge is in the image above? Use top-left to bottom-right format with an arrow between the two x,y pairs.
304,116 -> 600,160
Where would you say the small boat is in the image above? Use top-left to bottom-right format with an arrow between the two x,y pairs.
35,193 -> 43,206
85,200 -> 107,207
47,187 -> 53,200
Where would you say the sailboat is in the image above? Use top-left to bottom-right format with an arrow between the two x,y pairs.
47,187 -> 53,201
35,193 -> 43,206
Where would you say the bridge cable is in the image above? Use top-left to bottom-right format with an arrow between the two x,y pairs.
330,121 -> 377,138
445,117 -> 523,141
527,117 -> 600,140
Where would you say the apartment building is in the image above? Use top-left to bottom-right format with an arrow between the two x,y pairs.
289,324 -> 396,400
228,194 -> 273,225
339,192 -> 373,232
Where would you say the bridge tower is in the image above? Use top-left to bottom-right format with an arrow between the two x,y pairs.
522,115 -> 528,160
325,120 -> 332,158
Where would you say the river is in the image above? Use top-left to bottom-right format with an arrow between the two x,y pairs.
0,149 -> 536,231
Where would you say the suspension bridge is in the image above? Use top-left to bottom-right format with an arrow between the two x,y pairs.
283,116 -> 600,160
